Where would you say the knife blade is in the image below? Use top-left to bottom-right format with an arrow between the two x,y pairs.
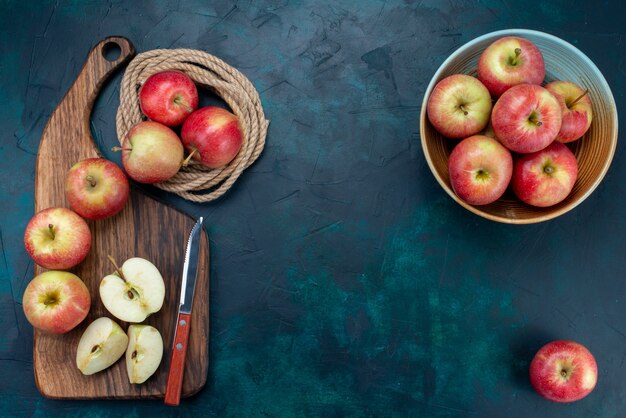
164,217 -> 203,406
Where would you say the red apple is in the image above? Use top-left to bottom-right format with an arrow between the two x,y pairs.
24,207 -> 92,270
118,121 -> 184,184
512,142 -> 578,207
427,74 -> 492,139
139,70 -> 198,127
545,81 -> 593,143
181,106 -> 243,169
66,158 -> 129,220
492,84 -> 562,153
448,135 -> 513,205
530,340 -> 598,402
22,270 -> 91,334
478,36 -> 545,97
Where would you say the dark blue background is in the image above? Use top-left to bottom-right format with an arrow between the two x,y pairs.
1,1 -> 624,416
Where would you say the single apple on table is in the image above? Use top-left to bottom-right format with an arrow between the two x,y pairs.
99,256 -> 165,323
426,74 -> 492,139
139,70 -> 199,127
76,317 -> 129,375
22,271 -> 90,334
478,36 -> 545,97
115,121 -> 184,184
126,325 -> 163,384
530,340 -> 598,402
492,84 -> 562,154
24,207 -> 92,270
66,158 -> 129,220
545,81 -> 593,143
181,106 -> 243,169
448,135 -> 513,205
512,141 -> 578,207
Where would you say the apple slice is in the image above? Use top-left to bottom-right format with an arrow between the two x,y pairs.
100,257 -> 165,323
76,317 -> 128,375
126,325 -> 164,384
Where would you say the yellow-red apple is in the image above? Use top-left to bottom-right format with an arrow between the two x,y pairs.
139,70 -> 198,127
448,135 -> 513,205
22,271 -> 91,334
512,141 -> 578,207
545,81 -> 593,143
24,207 -> 92,270
426,74 -> 492,139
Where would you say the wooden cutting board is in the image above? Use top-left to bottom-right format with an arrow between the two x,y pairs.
33,36 -> 210,399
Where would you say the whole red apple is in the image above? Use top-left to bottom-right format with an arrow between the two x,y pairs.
66,158 -> 129,220
181,106 -> 243,169
119,121 -> 184,184
427,74 -> 492,139
22,270 -> 91,334
512,142 -> 578,207
530,340 -> 598,402
139,70 -> 199,127
478,36 -> 545,97
492,84 -> 562,153
24,207 -> 92,270
448,135 -> 513,205
545,81 -> 593,143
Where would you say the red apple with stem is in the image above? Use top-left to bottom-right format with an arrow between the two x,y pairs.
512,141 -> 578,207
24,207 -> 92,270
66,158 -> 129,220
448,135 -> 513,205
545,81 -> 592,143
139,70 -> 199,127
114,121 -> 184,184
427,74 -> 492,139
492,84 -> 562,153
530,340 -> 598,402
181,106 -> 243,169
478,36 -> 545,97
22,270 -> 91,334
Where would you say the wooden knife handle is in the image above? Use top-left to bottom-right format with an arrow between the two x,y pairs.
164,312 -> 192,406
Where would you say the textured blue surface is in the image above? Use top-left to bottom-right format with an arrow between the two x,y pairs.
1,1 -> 625,416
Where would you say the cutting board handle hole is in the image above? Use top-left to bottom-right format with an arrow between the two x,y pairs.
102,42 -> 121,62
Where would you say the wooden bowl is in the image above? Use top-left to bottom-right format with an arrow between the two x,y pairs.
420,29 -> 618,224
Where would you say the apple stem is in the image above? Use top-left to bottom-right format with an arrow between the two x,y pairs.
48,224 -> 55,240
182,148 -> 198,166
173,95 -> 193,113
459,105 -> 469,116
111,146 -> 132,152
86,175 -> 97,188
569,89 -> 590,107
509,48 -> 522,66
107,255 -> 125,281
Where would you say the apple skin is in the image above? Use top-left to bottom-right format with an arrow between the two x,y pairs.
121,121 -> 184,184
492,84 -> 562,154
426,74 -> 492,139
66,158 -> 129,220
530,340 -> 598,402
512,142 -> 578,207
545,81 -> 593,143
139,70 -> 199,127
448,135 -> 513,205
478,36 -> 545,97
180,106 -> 243,169
24,207 -> 92,270
22,271 -> 90,334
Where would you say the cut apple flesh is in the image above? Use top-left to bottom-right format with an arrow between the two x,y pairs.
100,257 -> 165,323
76,317 -> 128,375
126,324 -> 163,384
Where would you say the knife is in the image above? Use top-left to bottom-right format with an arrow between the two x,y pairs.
164,217 -> 204,406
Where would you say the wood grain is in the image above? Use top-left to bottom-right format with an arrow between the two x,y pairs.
33,36 -> 210,399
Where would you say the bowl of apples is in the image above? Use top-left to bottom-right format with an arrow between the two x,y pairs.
420,29 -> 618,224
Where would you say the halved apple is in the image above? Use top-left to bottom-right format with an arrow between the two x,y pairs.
126,325 -> 164,384
100,257 -> 165,323
76,317 -> 128,375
